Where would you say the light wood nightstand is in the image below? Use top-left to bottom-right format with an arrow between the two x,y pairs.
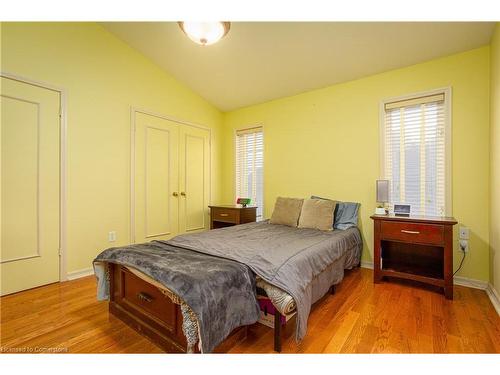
209,205 -> 257,229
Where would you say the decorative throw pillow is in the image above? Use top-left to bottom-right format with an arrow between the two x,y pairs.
311,195 -> 360,230
269,197 -> 304,227
298,198 -> 336,231
311,195 -> 338,226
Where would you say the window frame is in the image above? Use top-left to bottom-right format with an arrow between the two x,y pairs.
234,125 -> 264,219
379,87 -> 452,216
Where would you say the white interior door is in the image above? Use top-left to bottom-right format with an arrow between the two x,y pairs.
1,77 -> 61,296
178,126 -> 210,234
134,112 -> 179,243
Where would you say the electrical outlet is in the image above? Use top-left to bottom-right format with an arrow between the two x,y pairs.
459,239 -> 468,252
108,231 -> 116,242
459,226 -> 469,240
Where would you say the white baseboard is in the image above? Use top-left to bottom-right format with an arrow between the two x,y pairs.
486,284 -> 500,316
360,260 -> 374,269
67,267 -> 94,280
359,261 -> 498,316
453,276 -> 488,290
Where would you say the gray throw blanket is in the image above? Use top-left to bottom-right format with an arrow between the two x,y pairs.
166,221 -> 362,342
93,242 -> 260,353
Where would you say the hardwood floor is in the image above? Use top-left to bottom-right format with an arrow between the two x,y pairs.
1,268 -> 499,353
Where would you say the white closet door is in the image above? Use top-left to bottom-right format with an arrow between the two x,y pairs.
178,126 -> 210,234
134,112 -> 179,243
1,77 -> 60,295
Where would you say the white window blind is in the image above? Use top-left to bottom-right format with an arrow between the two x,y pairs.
236,127 -> 264,219
382,92 -> 448,216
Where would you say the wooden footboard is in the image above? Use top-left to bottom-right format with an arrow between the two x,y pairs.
109,264 -> 336,353
108,264 -> 247,353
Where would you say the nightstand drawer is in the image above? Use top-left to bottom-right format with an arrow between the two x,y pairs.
209,205 -> 257,229
381,221 -> 444,245
212,208 -> 238,223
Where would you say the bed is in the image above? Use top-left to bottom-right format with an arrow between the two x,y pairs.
94,220 -> 362,353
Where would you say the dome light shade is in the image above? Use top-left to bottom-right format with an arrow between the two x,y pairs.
178,22 -> 230,46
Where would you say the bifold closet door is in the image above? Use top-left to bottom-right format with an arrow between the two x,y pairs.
1,77 -> 60,295
134,112 -> 179,243
178,126 -> 210,234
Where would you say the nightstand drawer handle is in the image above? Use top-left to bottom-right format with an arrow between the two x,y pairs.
401,230 -> 420,234
219,213 -> 229,217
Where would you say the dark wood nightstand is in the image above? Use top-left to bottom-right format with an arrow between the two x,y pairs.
371,214 -> 458,299
209,205 -> 257,229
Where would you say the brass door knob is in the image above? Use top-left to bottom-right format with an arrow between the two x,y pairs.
180,192 -> 186,196
172,192 -> 179,197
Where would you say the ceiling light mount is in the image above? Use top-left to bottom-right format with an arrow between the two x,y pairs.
178,22 -> 231,46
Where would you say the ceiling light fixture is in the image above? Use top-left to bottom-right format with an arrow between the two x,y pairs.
178,22 -> 231,46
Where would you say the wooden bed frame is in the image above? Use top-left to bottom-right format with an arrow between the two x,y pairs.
109,263 -> 336,353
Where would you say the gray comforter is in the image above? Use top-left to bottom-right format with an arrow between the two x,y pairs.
93,242 -> 260,353
166,221 -> 362,342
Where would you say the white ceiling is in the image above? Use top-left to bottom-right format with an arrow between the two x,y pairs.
102,22 -> 495,111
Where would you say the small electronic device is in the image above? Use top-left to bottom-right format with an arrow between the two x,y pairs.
236,197 -> 251,207
394,204 -> 411,217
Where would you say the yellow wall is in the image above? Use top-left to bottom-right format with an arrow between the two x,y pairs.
222,47 -> 491,282
491,23 -> 500,294
1,22 -> 224,275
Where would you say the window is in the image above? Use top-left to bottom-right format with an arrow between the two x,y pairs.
235,127 -> 264,219
381,89 -> 450,216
